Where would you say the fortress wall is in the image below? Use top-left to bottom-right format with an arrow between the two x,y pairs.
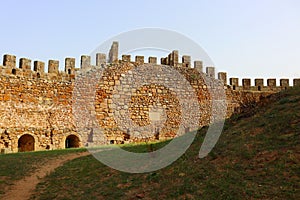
0,73 -> 74,152
0,42 -> 299,152
93,61 -> 212,143
92,55 -> 293,143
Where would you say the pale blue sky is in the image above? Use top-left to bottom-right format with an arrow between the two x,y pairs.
0,0 -> 299,84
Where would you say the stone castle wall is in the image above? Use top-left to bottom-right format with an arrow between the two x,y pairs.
0,42 -> 299,153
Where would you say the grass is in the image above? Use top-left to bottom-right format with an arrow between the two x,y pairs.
120,139 -> 171,153
0,148 -> 86,196
1,87 -> 300,199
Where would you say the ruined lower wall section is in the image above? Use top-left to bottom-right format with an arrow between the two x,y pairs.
0,74 -> 76,153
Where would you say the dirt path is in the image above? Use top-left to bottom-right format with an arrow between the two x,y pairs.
1,151 -> 90,200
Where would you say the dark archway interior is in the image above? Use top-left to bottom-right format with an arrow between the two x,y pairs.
18,134 -> 34,152
65,135 -> 80,148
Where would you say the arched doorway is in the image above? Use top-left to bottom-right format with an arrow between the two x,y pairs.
18,134 -> 35,152
65,135 -> 80,148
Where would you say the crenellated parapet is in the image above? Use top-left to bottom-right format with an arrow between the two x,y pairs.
0,54 -> 71,81
227,77 -> 300,91
0,53 -> 101,81
0,41 -> 300,89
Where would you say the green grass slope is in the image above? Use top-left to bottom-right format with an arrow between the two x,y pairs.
32,87 -> 299,200
0,148 -> 86,196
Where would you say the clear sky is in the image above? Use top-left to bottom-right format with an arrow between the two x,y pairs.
0,0 -> 299,84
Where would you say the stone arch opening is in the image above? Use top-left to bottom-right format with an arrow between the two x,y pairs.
37,73 -> 40,78
68,69 -> 71,74
18,134 -> 35,152
65,135 -> 80,148
12,68 -> 16,75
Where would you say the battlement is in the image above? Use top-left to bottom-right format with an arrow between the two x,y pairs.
0,41 -> 299,89
0,53 -> 98,81
1,54 -> 74,81
227,77 -> 300,91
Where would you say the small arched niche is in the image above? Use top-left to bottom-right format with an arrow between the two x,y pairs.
65,134 -> 80,148
18,134 -> 35,152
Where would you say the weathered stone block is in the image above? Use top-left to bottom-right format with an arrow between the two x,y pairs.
280,79 -> 289,88
34,61 -> 45,73
122,55 -> 131,62
242,78 -> 251,90
267,79 -> 276,87
293,78 -> 300,86
96,53 -> 106,66
135,56 -> 144,64
81,55 -> 91,69
255,79 -> 264,91
148,57 -> 157,64
48,60 -> 59,74
108,41 -> 119,63
19,58 -> 31,70
229,78 -> 239,89
218,72 -> 227,85
194,61 -> 203,72
182,55 -> 191,67
206,67 -> 215,78
170,50 -> 178,66
65,58 -> 75,75
3,54 -> 16,68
